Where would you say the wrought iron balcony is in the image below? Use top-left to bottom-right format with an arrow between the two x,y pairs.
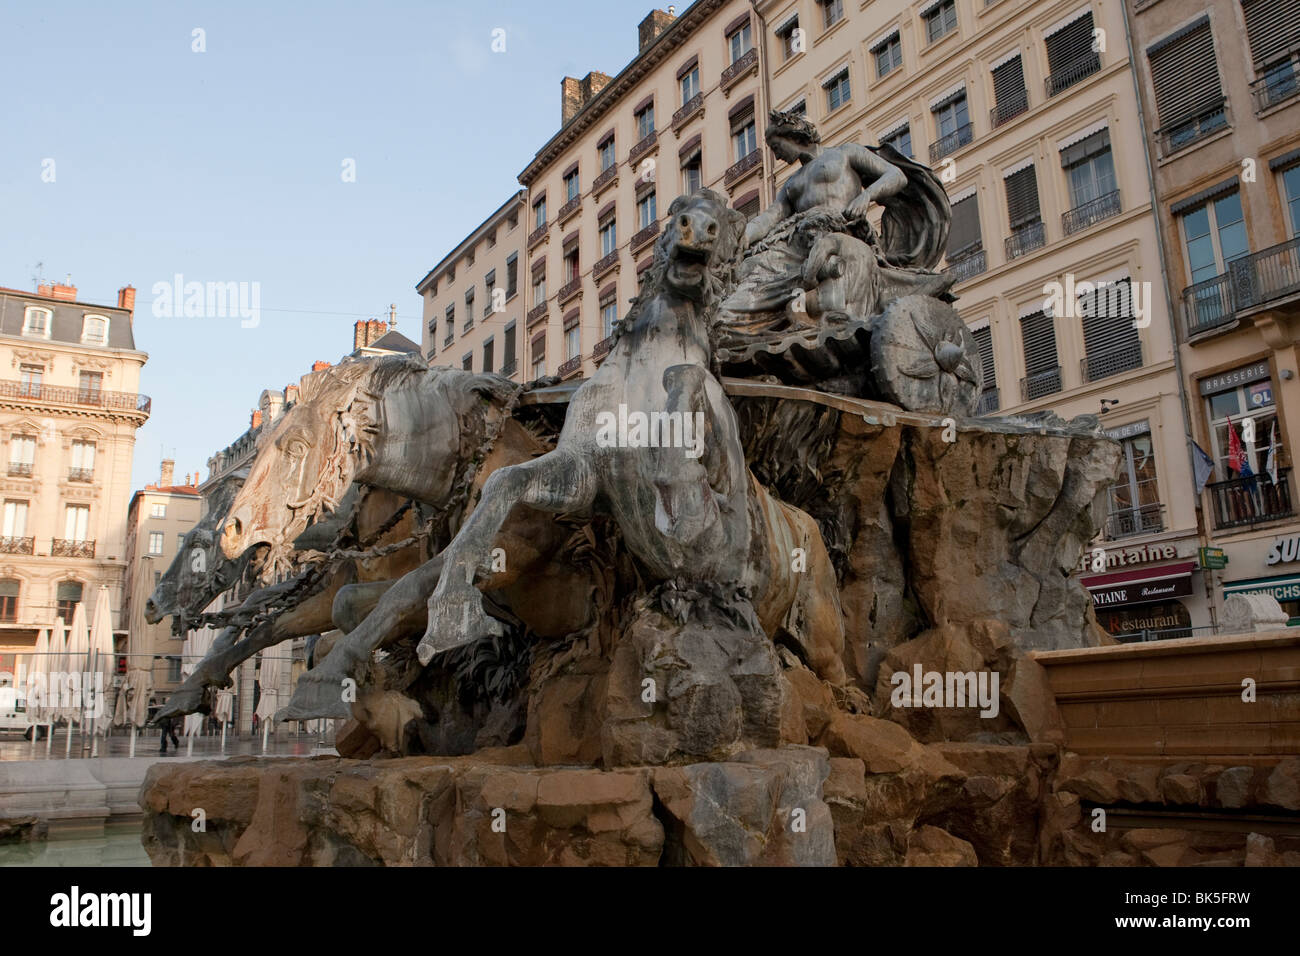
52,539 -> 96,558
592,164 -> 618,195
724,148 -> 762,186
673,92 -> 703,129
558,277 -> 582,303
500,359 -> 518,377
1080,341 -> 1143,382
1062,189 -> 1121,236
1155,98 -> 1228,157
1250,56 -> 1300,113
557,195 -> 582,223
1045,53 -> 1101,97
527,223 -> 548,248
944,246 -> 986,284
1182,235 -> 1300,337
462,318 -> 474,333
443,332 -> 454,348
593,335 -> 614,361
1020,366 -> 1062,402
631,223 -> 660,252
68,467 -> 95,482
1207,467 -> 1294,530
1005,220 -> 1046,260
0,381 -> 151,417
975,388 -> 999,415
721,48 -> 757,90
928,122 -> 973,162
629,130 -> 658,166
527,303 -> 548,326
558,356 -> 582,378
1105,503 -> 1165,540
0,536 -> 34,555
7,462 -> 32,477
990,90 -> 1029,127
593,250 -> 619,277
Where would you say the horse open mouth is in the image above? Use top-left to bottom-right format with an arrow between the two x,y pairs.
669,243 -> 710,285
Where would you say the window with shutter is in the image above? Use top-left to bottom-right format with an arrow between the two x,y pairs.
1004,166 -> 1041,228
1045,12 -> 1099,95
946,196 -> 982,259
1020,310 -> 1061,400
1147,18 -> 1226,151
503,322 -> 517,373
1242,0 -> 1300,68
1080,280 -> 1142,380
971,326 -> 997,413
880,124 -> 912,159
991,55 -> 1027,125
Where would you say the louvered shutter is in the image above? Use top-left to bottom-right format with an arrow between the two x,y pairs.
1060,129 -> 1111,168
972,326 -> 996,389
992,55 -> 1025,109
947,196 -> 982,257
1147,18 -> 1222,126
1020,311 -> 1058,376
1081,281 -> 1141,376
1242,0 -> 1300,67
1005,167 -> 1041,227
1045,13 -> 1094,72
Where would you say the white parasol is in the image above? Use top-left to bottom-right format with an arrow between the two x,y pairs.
88,586 -> 115,735
62,602 -> 90,724
24,628 -> 51,725
254,650 -> 284,722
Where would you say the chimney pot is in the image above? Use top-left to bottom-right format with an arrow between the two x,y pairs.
638,9 -> 676,51
118,285 -> 136,314
160,459 -> 175,487
311,360 -> 331,372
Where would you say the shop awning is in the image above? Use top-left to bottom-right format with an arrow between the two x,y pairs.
1081,560 -> 1196,607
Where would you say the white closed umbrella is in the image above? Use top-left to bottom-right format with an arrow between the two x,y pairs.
62,603 -> 90,724
88,587 -> 114,737
25,628 -> 50,725
254,651 -> 284,722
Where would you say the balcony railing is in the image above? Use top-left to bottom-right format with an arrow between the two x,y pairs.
558,277 -> 582,303
1105,503 -> 1165,540
929,122 -> 974,162
1207,467 -> 1294,530
527,303 -> 548,326
724,148 -> 762,186
1062,189 -> 1121,236
593,250 -> 620,277
463,318 -> 474,333
593,335 -> 614,360
557,195 -> 582,223
1020,366 -> 1062,402
558,356 -> 582,378
0,536 -> 34,555
1155,98 -> 1228,156
1251,56 -> 1300,113
673,92 -> 704,129
721,48 -> 757,90
1045,53 -> 1101,97
629,130 -> 658,166
945,246 -> 986,284
1081,341 -> 1143,382
527,223 -> 548,247
631,222 -> 660,252
592,164 -> 618,194
52,539 -> 96,558
1183,235 -> 1300,337
67,467 -> 95,482
443,333 -> 454,348
990,90 -> 1029,127
0,381 -> 151,417
7,462 -> 32,477
1005,220 -> 1046,260
501,359 -> 518,377
976,387 -> 999,415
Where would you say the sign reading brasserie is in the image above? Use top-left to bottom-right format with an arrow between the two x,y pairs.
1077,541 -> 1180,573
1197,361 -> 1270,396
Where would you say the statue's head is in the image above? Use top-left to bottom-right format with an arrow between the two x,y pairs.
766,108 -> 821,163
651,189 -> 748,305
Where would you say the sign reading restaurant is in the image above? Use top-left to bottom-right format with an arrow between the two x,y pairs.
1076,541 -> 1180,573
1089,575 -> 1195,607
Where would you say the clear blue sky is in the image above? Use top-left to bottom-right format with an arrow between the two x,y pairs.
0,0 -> 654,500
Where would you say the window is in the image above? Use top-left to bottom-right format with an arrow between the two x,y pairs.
1004,166 -> 1042,230
681,65 -> 700,102
0,580 -> 18,623
971,326 -> 997,413
177,533 -> 185,552
777,17 -> 801,60
506,253 -> 519,298
601,297 -> 619,338
599,136 -> 617,172
168,656 -> 182,682
1079,280 -> 1142,380
820,0 -> 844,30
462,353 -> 473,371
564,168 -> 580,202
1243,0 -> 1300,107
635,103 -> 655,140
533,197 -> 547,230
444,304 -> 455,344
148,531 -> 165,555
824,69 -> 851,112
532,270 -> 547,307
564,247 -> 580,283
738,193 -> 761,218
1181,191 -> 1249,285
1020,310 -> 1061,399
78,371 -> 102,403
873,33 -> 902,79
465,289 -> 475,328
565,323 -> 581,361
880,124 -> 912,158
732,109 -> 757,160
990,55 -> 1028,125
483,337 -> 494,374
531,334 -> 546,378
932,91 -> 969,144
484,270 -> 497,316
81,314 -> 109,346
728,20 -> 753,64
1147,17 -> 1225,150
150,502 -> 166,518
946,195 -> 982,261
682,150 -> 702,193
503,322 -> 517,372
1204,372 -> 1280,482
1282,164 -> 1300,237
600,215 -> 618,256
19,365 -> 42,398
9,435 -> 35,475
2,500 -> 29,539
70,440 -> 95,480
64,504 -> 90,542
637,190 -> 658,230
22,307 -> 51,338
1063,129 -> 1117,211
1106,425 -> 1162,537
56,582 -> 83,622
923,0 -> 957,44
1045,12 -> 1100,95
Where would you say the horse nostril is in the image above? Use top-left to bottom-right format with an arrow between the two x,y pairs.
707,222 -> 718,236
679,215 -> 690,230
225,518 -> 241,540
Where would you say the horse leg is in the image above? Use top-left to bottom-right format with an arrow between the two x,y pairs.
419,451 -> 596,662
153,625 -> 242,719
332,580 -> 397,634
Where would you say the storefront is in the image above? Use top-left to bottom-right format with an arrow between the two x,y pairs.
1221,574 -> 1300,625
1080,559 -> 1198,642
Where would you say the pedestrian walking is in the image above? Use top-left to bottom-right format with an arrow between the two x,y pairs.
159,714 -> 180,754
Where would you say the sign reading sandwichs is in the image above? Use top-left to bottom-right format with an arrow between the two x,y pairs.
1077,542 -> 1180,573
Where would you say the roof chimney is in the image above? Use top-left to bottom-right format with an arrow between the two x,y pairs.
160,459 -> 175,487
311,360 -> 331,372
638,8 -> 677,51
562,71 -> 614,125
37,279 -> 78,301
117,285 -> 136,314
250,410 -> 263,429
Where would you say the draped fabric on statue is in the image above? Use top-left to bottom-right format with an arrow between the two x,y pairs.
866,143 -> 951,270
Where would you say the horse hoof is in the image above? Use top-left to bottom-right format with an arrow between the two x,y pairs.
419,595 -> 503,664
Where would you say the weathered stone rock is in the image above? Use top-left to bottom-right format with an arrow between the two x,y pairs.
0,816 -> 48,844
1214,766 -> 1254,809
1244,832 -> 1283,867
1160,773 -> 1203,806
821,712 -> 961,778
905,825 -> 978,866
1115,765 -> 1162,805
1058,767 -> 1120,804
1260,758 -> 1300,810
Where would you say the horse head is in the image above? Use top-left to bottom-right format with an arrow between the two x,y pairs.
651,189 -> 748,309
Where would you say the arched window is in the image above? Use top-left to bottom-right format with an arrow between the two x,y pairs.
0,579 -> 18,622
56,581 -> 82,621
22,307 -> 52,338
81,314 -> 110,346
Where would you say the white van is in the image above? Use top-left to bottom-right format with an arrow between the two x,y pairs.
0,683 -> 45,739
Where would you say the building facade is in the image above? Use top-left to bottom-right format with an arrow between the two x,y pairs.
121,460 -> 201,696
1125,0 -> 1300,628
0,280 -> 150,674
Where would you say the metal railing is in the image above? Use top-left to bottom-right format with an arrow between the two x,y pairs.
1250,55 -> 1300,112
51,539 -> 96,558
558,356 -> 582,378
526,303 -> 548,325
944,246 -> 986,283
0,381 -> 151,416
593,250 -> 619,277
1207,467 -> 1294,530
7,462 -> 32,477
1062,189 -> 1121,235
1045,53 -> 1101,97
1155,98 -> 1228,156
500,359 -> 517,377
1020,366 -> 1062,402
558,277 -> 582,303
67,467 -> 94,482
990,90 -> 1029,127
557,195 -> 582,222
527,223 -> 548,247
0,536 -> 34,555
593,336 -> 614,361
976,387 -> 999,415
1005,220 -> 1046,260
724,148 -> 762,186
673,92 -> 704,128
721,48 -> 757,89
1081,341 -> 1143,382
1104,502 -> 1165,540
929,122 -> 974,162
1182,235 -> 1300,337
592,163 -> 618,194
629,130 -> 658,165
631,222 -> 660,251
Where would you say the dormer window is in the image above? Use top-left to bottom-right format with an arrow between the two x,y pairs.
22,307 -> 52,339
81,314 -> 109,346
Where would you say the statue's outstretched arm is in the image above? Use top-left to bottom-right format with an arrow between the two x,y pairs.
845,145 -> 906,220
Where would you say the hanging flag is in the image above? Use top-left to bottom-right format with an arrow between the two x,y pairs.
1227,415 -> 1245,474
1193,441 -> 1215,494
1268,421 -> 1280,486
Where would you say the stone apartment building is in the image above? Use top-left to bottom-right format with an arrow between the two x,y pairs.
0,280 -> 150,675
1123,0 -> 1300,626
121,459 -> 202,696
